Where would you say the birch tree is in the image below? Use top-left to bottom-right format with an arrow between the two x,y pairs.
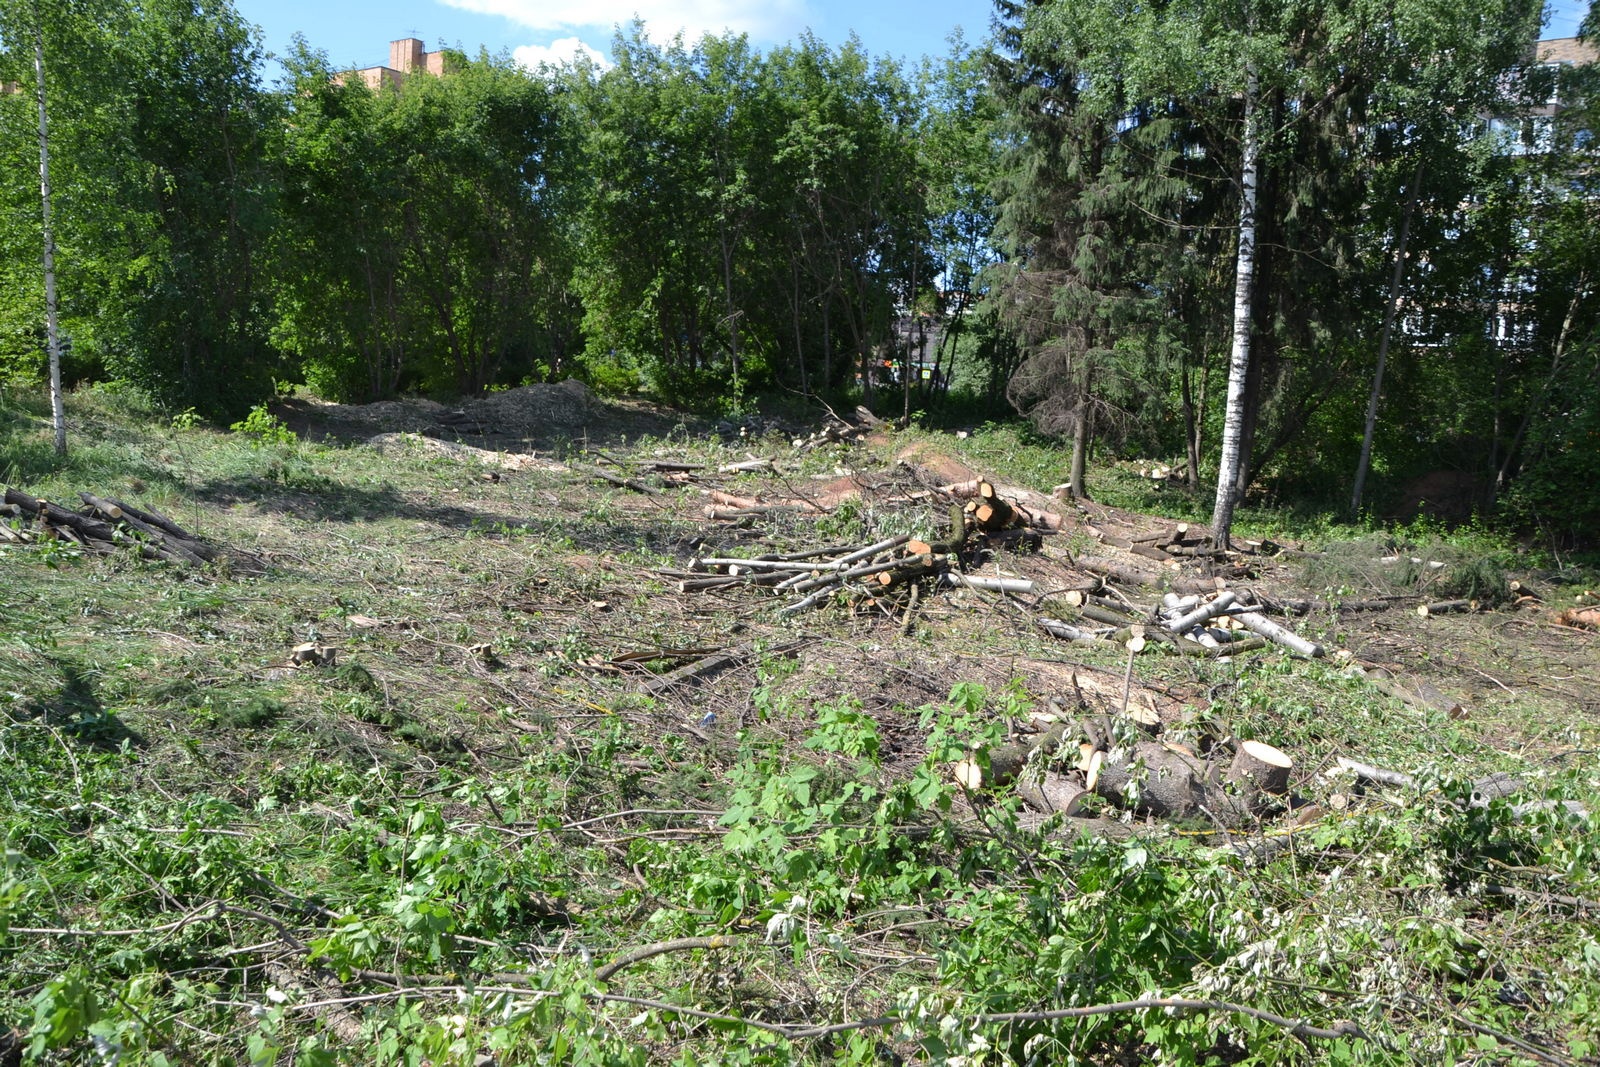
29,0 -> 63,453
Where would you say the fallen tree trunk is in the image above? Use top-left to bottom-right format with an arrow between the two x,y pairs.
943,572 -> 1035,595
576,464 -> 662,496
1166,592 -> 1238,634
1357,669 -> 1464,718
1016,771 -> 1091,816
1233,612 -> 1324,658
1417,600 -> 1473,617
952,723 -> 1069,790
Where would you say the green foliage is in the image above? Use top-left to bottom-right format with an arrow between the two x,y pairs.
229,403 -> 296,446
275,46 -> 584,399
573,28 -> 927,409
2,393 -> 1599,1063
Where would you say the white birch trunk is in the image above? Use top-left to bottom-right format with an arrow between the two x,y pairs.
1209,64 -> 1259,546
34,10 -> 66,456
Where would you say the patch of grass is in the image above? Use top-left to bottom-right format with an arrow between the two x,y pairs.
1,383 -> 1597,1065
215,694 -> 286,729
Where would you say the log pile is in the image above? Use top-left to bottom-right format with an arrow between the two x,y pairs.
954,702 -> 1297,830
2,486 -> 243,568
790,406 -> 883,451
668,473 -> 1337,661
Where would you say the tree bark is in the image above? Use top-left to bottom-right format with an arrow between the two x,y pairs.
1352,157 -> 1424,517
34,7 -> 65,456
1210,63 -> 1261,548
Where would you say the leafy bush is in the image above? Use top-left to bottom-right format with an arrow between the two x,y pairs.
228,404 -> 296,446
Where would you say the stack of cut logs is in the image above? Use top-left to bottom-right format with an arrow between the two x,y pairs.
2,486 -> 227,567
665,528 -> 967,617
954,704 -> 1296,829
1036,587 -> 1325,659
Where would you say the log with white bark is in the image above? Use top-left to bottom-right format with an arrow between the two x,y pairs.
1165,592 -> 1239,634
717,458 -> 775,474
1325,758 -> 1576,817
1417,600 -> 1474,617
942,572 -> 1035,595
1232,611 -> 1324,658
1037,618 -> 1104,642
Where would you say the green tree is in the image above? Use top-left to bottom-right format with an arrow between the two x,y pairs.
575,28 -> 924,408
2,0 -> 281,416
986,0 -> 1187,499
275,47 -> 581,399
916,32 -> 1001,410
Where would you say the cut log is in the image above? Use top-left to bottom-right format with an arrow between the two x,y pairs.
1091,741 -> 1212,821
874,553 -> 936,591
105,496 -> 207,545
1226,740 -> 1293,797
1374,674 -> 1463,717
576,464 -> 663,496
1417,600 -> 1473,617
1074,555 -> 1163,589
1090,738 -> 1289,826
952,723 -> 1069,791
831,534 -> 915,567
789,555 -> 914,594
708,489 -> 765,509
1016,771 -> 1091,816
1132,523 -> 1190,546
1080,603 -> 1140,627
1037,618 -> 1101,642
1555,607 -> 1600,630
1165,592 -> 1238,634
942,572 -> 1035,595
1083,749 -> 1105,793
1232,612 -> 1324,658
974,501 -> 1017,530
1170,575 -> 1230,596
641,640 -> 805,696
717,459 -> 774,474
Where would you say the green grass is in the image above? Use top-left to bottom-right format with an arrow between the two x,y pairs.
1,385 -> 1597,1065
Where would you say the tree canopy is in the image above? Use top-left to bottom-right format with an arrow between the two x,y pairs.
0,0 -> 1595,542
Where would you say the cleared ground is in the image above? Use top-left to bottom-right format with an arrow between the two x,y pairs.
1,385 -> 1597,1066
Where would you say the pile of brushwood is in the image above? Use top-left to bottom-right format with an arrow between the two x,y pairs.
2,485 -> 251,569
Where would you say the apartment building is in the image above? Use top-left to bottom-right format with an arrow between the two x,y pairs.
337,38 -> 452,91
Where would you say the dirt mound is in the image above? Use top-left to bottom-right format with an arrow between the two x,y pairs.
468,380 -> 602,437
278,379 -> 692,450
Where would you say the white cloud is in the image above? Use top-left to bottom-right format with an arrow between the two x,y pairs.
513,37 -> 613,70
439,0 -> 814,46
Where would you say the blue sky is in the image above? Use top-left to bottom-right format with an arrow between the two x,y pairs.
235,0 -> 991,82
233,0 -> 1590,85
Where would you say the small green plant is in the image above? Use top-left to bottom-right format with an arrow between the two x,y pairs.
170,407 -> 202,431
229,404 -> 296,447
216,695 -> 285,729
